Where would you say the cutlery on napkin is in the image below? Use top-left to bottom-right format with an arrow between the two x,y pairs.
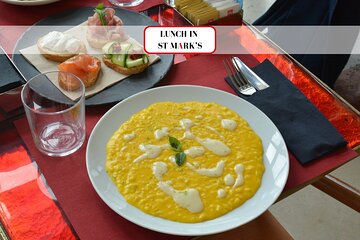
225,59 -> 347,164
232,57 -> 270,91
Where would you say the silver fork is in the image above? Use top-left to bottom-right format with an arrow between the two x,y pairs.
223,59 -> 256,96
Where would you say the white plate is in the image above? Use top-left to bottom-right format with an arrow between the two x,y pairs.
86,85 -> 289,236
1,0 -> 59,6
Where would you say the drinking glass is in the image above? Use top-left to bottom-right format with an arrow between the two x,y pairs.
21,71 -> 85,157
108,0 -> 144,7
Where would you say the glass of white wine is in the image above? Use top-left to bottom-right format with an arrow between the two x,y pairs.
108,0 -> 144,7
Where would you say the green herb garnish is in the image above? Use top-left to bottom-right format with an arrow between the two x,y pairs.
169,136 -> 182,152
168,136 -> 186,166
95,3 -> 107,26
175,152 -> 186,166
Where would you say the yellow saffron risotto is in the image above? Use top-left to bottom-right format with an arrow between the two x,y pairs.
106,102 -> 264,223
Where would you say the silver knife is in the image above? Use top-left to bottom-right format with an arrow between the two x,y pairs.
231,57 -> 269,91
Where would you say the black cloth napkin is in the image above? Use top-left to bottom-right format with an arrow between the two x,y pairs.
0,53 -> 25,93
225,59 -> 347,164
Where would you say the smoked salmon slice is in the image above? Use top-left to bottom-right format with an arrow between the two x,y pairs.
58,54 -> 101,90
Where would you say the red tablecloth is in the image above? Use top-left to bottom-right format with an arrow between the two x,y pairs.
14,54 -> 358,240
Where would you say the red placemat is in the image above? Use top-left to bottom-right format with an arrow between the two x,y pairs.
14,106 -> 188,240
14,54 -> 357,239
159,54 -> 358,191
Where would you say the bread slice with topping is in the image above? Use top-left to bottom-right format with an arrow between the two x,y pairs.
58,54 -> 101,91
102,41 -> 149,75
37,31 -> 86,62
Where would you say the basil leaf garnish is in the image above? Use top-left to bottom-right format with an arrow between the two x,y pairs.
169,136 -> 181,152
96,3 -> 105,10
95,3 -> 107,26
175,152 -> 186,166
169,136 -> 187,166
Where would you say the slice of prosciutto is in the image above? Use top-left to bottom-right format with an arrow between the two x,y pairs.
87,8 -> 127,42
